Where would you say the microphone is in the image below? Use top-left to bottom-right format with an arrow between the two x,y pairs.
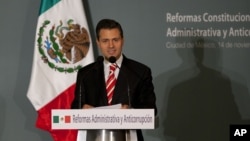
108,56 -> 131,108
97,56 -> 104,62
108,56 -> 116,63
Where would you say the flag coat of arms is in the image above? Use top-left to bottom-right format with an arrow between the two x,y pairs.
27,0 -> 94,140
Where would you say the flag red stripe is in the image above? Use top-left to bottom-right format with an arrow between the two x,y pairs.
36,83 -> 77,141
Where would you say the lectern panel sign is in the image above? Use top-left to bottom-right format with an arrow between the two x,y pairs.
52,109 -> 155,129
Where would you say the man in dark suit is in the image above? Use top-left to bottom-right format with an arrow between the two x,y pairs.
71,19 -> 157,141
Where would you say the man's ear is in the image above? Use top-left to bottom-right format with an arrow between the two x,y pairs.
96,39 -> 100,47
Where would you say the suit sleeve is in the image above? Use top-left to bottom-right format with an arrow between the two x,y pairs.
71,70 -> 84,109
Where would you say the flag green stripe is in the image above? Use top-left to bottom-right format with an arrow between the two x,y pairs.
39,0 -> 61,15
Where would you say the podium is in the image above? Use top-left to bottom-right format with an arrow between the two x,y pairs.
51,108 -> 155,141
86,129 -> 127,141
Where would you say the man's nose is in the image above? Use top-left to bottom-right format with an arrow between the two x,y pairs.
109,40 -> 114,48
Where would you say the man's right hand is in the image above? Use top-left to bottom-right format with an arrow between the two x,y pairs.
82,104 -> 93,109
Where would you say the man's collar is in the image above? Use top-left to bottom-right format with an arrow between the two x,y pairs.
104,54 -> 123,67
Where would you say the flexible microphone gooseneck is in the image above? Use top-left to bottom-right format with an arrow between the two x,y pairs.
108,56 -> 131,108
78,56 -> 104,109
79,81 -> 82,109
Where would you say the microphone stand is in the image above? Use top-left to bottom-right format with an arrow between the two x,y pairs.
116,63 -> 131,108
115,63 -> 132,141
77,56 -> 104,109
108,56 -> 131,108
79,82 -> 82,109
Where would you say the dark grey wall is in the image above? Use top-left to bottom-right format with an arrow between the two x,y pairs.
0,0 -> 250,141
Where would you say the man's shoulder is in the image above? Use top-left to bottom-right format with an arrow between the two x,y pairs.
124,57 -> 150,70
123,56 -> 152,80
78,61 -> 98,73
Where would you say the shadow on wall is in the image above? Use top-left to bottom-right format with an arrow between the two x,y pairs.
151,37 -> 250,141
0,95 -> 6,140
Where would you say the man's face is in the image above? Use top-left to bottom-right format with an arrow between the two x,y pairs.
97,28 -> 124,60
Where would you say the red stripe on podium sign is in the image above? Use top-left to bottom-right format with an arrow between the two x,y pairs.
65,116 -> 71,123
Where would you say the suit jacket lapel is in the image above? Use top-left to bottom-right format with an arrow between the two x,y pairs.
112,56 -> 130,105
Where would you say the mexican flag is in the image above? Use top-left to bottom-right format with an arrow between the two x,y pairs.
27,0 -> 94,141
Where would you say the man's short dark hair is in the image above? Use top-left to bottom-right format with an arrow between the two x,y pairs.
96,19 -> 123,40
